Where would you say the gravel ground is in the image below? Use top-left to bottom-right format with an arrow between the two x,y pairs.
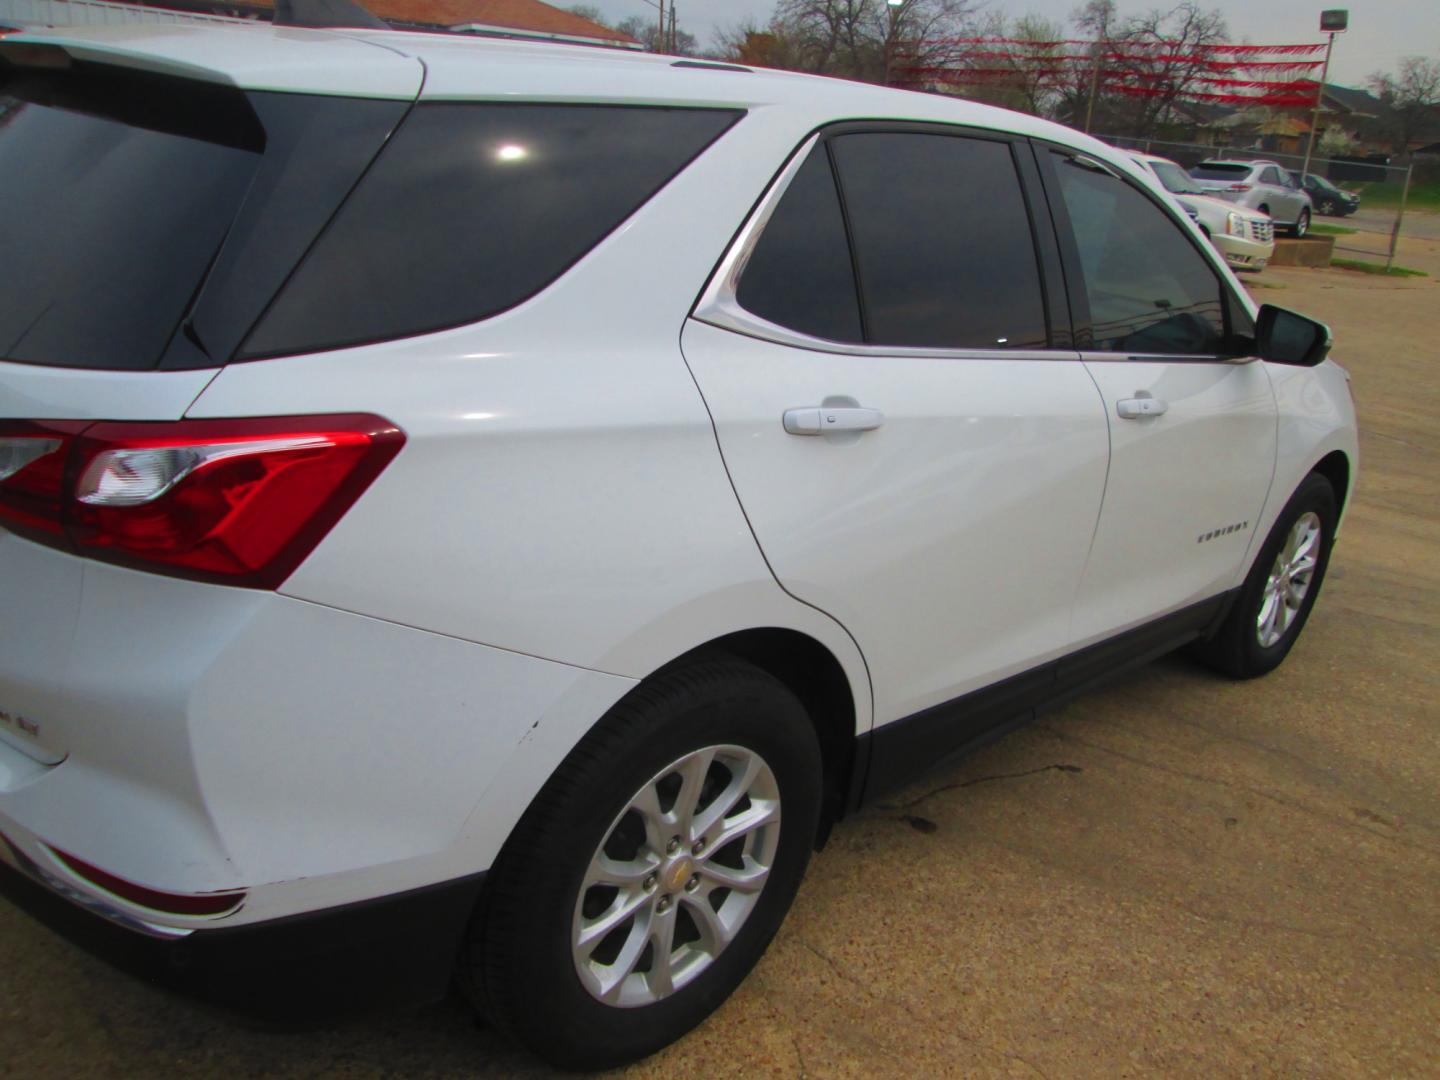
2,262 -> 1437,1078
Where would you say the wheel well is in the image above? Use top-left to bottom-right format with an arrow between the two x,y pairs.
659,629 -> 858,848
1312,450 -> 1351,518
1199,224 -> 1211,237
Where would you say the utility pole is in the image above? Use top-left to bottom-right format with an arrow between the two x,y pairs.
1083,35 -> 1106,133
1301,11 -> 1348,181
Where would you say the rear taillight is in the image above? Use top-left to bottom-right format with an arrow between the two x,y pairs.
0,421 -> 86,545
0,415 -> 403,589
1228,183 -> 1252,192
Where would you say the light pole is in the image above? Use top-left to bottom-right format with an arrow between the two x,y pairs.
886,0 -> 908,87
1300,10 -> 1348,182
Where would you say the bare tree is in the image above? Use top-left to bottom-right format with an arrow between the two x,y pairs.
1110,3 -> 1229,138
615,15 -> 700,56
565,5 -> 698,55
1369,57 -> 1440,157
955,11 -> 1068,116
767,0 -> 980,85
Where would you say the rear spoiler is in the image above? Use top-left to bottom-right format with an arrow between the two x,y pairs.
0,22 -> 421,99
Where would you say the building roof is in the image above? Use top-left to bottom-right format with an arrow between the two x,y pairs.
1321,83 -> 1385,117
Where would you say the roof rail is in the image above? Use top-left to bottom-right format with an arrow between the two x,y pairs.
273,0 -> 389,31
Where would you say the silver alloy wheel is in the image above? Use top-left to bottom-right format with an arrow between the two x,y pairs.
1257,511 -> 1322,648
571,744 -> 781,1008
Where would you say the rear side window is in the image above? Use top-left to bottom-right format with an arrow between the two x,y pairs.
829,132 -> 1048,350
0,63 -> 264,371
244,104 -> 741,358
1050,153 -> 1227,355
736,145 -> 863,343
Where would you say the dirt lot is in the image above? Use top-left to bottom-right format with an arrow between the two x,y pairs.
3,254 -> 1437,1078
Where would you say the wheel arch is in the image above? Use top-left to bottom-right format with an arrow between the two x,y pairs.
1311,448 -> 1352,519
657,628 -> 861,848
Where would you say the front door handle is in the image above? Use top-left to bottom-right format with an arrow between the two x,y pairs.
783,406 -> 886,435
1116,396 -> 1168,420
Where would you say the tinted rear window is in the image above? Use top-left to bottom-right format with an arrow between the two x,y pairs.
243,103 -> 742,358
0,63 -> 264,371
736,144 -> 863,343
830,132 -> 1048,350
1191,163 -> 1253,180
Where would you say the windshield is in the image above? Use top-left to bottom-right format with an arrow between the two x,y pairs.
1191,163 -> 1253,180
1150,160 -> 1204,195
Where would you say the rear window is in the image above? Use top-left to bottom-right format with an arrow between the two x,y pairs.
1190,163 -> 1254,180
242,103 -> 742,359
0,62 -> 264,371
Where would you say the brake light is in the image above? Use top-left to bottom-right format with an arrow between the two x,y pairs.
0,415 -> 403,589
1228,183 -> 1252,192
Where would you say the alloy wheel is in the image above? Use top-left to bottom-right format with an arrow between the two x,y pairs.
1257,511 -> 1322,648
571,744 -> 781,1008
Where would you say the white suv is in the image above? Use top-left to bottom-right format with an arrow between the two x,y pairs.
0,19 -> 1357,1070
1130,152 -> 1275,272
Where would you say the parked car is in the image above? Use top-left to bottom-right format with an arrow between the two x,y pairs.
1190,159 -> 1314,236
0,19 -> 1357,1071
1130,152 -> 1275,272
1290,171 -> 1361,216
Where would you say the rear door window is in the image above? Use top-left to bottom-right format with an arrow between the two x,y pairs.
243,104 -> 742,358
0,62 -> 264,371
828,132 -> 1048,350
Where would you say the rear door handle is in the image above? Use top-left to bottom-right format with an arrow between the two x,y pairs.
1116,396 -> 1168,420
783,406 -> 886,435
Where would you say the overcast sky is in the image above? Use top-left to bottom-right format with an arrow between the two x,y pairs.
578,0 -> 1438,86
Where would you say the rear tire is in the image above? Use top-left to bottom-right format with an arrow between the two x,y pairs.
1192,473 -> 1337,679
461,658 -> 822,1071
1319,198 -> 1338,216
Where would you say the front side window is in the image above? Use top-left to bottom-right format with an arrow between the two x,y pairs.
1050,152 -> 1227,355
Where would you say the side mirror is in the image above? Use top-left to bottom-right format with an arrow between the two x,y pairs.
1255,304 -> 1332,367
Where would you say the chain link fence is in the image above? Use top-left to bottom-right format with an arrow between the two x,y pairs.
1098,134 -> 1428,270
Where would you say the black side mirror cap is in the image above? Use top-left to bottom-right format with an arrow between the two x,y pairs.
1255,304 -> 1332,367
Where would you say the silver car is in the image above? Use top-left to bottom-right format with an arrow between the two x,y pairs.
1190,159 -> 1313,237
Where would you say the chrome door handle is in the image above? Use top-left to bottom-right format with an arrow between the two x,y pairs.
1116,396 -> 1168,420
783,406 -> 886,435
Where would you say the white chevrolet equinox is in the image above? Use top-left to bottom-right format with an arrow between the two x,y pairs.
0,15 -> 1357,1071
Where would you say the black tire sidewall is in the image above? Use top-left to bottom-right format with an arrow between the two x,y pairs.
1226,474 -> 1337,676
471,661 -> 822,1071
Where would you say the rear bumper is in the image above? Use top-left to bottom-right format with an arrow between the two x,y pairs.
0,531 -> 633,935
0,854 -> 485,1019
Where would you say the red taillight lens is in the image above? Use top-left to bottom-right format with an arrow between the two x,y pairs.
0,414 -> 403,589
0,421 -> 86,544
1228,183 -> 1252,192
